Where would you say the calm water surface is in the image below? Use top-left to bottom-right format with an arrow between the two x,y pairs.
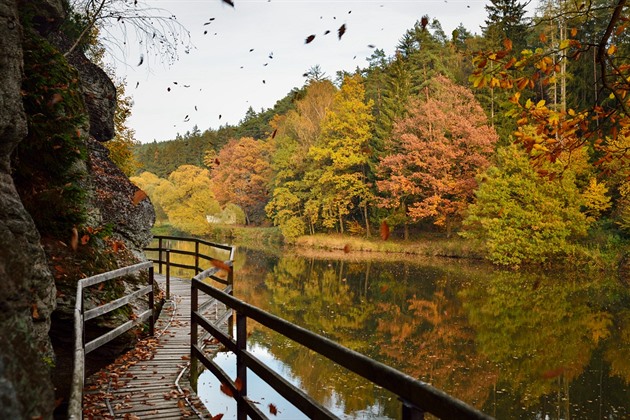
155,241 -> 630,419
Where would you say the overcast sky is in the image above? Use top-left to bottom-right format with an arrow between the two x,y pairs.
107,0 -> 528,143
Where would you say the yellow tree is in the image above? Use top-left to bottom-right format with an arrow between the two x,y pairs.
156,165 -> 221,234
308,75 -> 374,234
105,78 -> 140,176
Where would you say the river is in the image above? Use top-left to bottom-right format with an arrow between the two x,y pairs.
155,240 -> 630,419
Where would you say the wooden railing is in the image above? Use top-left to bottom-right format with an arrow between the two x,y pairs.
68,262 -> 155,420
191,271 -> 493,420
144,235 -> 235,298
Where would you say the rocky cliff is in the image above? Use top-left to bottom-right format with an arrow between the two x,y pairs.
0,1 -> 155,418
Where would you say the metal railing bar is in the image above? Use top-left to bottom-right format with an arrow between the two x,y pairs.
241,350 -> 337,419
192,280 -> 490,420
80,262 -> 152,289
84,309 -> 152,354
83,285 -> 152,322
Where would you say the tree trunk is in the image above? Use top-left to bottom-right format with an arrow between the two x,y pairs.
338,210 -> 344,234
363,201 -> 370,238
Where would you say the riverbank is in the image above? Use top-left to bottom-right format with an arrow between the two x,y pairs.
150,224 -> 628,271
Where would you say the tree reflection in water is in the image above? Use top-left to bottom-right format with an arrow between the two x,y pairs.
192,244 -> 630,419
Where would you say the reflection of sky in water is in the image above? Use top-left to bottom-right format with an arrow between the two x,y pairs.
197,342 -> 390,419
167,242 -> 630,419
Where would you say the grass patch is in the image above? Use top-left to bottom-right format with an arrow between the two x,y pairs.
294,234 -> 485,259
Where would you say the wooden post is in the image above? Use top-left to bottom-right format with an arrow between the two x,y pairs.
148,266 -> 155,336
190,280 -> 199,392
158,237 -> 163,274
228,265 -> 234,337
165,250 -> 170,300
236,312 -> 247,420
195,240 -> 200,274
401,399 -> 425,420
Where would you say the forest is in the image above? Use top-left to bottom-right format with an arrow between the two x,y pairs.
122,0 -> 630,267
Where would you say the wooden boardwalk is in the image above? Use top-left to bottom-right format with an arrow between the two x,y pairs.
82,275 -> 231,419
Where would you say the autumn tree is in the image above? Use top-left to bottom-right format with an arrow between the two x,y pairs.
105,77 -> 140,176
462,144 -> 591,266
209,137 -> 274,225
309,74 -> 375,234
377,75 -> 498,238
156,165 -> 221,234
129,171 -> 170,223
469,0 -> 630,174
266,80 -> 337,239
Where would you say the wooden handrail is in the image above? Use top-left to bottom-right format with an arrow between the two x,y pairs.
68,261 -> 155,420
191,272 -> 493,420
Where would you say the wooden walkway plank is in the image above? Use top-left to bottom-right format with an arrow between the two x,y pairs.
83,275 -> 231,419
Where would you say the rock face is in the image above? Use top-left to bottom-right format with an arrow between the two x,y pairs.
0,1 -> 156,418
88,138 -> 156,259
0,0 -> 58,418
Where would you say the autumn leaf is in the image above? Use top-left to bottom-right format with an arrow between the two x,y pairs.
70,227 -> 79,251
380,221 -> 390,241
220,383 -> 233,397
235,377 -> 243,392
211,259 -> 232,272
81,234 -> 90,245
48,93 -> 63,107
337,24 -> 346,40
343,244 -> 351,253
380,284 -> 389,293
177,399 -> 186,409
210,414 -> 224,420
503,38 -> 512,51
268,403 -> 278,415
31,303 -> 40,320
132,189 -> 148,206
181,355 -> 190,360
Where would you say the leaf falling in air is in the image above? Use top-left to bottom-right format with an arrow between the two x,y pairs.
343,244 -> 351,253
305,34 -> 316,44
222,0 -> 235,7
132,189 -> 148,206
70,227 -> 79,251
338,24 -> 346,40
81,234 -> 90,245
220,383 -> 233,397
31,303 -> 40,319
269,403 -> 278,415
421,16 -> 429,29
137,54 -> 144,66
271,128 -> 278,139
380,221 -> 390,241
211,259 -> 232,272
